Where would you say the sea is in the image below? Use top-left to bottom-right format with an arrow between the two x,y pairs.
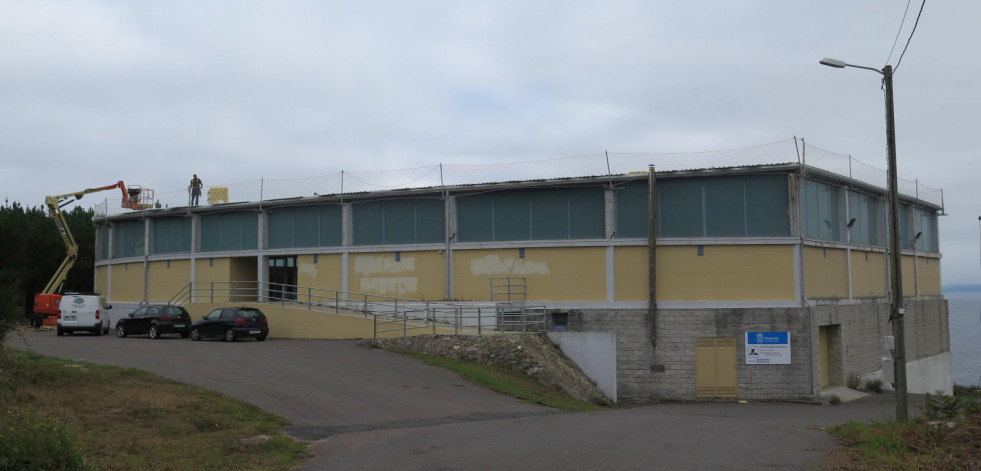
947,291 -> 981,387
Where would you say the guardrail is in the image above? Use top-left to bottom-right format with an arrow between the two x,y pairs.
167,281 -> 548,338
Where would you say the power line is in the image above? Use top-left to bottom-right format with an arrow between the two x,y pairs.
893,0 -> 926,73
885,0 -> 912,66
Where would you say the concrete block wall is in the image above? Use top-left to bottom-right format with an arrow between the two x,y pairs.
572,307 -> 814,402
658,308 -> 814,401
569,310 -> 655,402
811,298 -> 949,384
811,302 -> 891,383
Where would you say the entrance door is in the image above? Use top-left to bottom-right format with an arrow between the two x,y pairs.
268,256 -> 298,301
818,325 -> 841,387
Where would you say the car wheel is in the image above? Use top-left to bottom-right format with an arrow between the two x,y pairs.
148,325 -> 160,339
103,325 -> 110,335
92,327 -> 102,336
116,325 -> 127,337
189,328 -> 201,341
57,326 -> 64,337
180,331 -> 190,339
224,329 -> 236,342
256,335 -> 267,342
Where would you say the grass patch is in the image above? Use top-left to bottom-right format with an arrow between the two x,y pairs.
825,387 -> 981,470
398,351 -> 600,411
0,347 -> 309,470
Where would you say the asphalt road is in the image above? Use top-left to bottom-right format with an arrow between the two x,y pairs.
4,330 -> 919,471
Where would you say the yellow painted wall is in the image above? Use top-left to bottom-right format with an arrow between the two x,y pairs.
185,302 -> 451,339
453,247 -> 606,302
95,266 -> 109,297
109,262 -> 145,302
657,245 -> 796,301
901,255 -> 916,297
196,257 -> 231,283
350,251 -> 446,300
615,247 -> 648,301
195,257 -> 255,283
194,257 -> 257,302
148,260 -> 191,303
804,247 -> 848,299
850,250 -> 886,298
916,256 -> 942,295
230,257 -> 257,282
296,254 -> 344,292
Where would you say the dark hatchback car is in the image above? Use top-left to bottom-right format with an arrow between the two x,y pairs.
116,305 -> 192,339
190,307 -> 269,342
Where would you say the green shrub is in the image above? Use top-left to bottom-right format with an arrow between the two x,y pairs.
924,391 -> 961,421
828,394 -> 841,405
0,408 -> 85,471
864,378 -> 884,393
846,372 -> 861,390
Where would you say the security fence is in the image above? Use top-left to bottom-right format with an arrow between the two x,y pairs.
94,138 -> 943,217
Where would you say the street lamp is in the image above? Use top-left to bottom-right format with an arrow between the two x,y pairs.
820,57 -> 908,421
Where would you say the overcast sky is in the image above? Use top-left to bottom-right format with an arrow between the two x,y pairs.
2,1 -> 979,286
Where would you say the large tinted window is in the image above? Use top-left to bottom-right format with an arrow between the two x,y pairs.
802,179 -> 841,242
914,207 -> 938,252
847,192 -> 882,246
200,212 -> 258,252
352,198 -> 445,245
96,223 -> 110,261
617,175 -> 789,238
267,205 -> 342,249
457,187 -> 605,242
113,220 -> 144,258
152,217 -> 191,254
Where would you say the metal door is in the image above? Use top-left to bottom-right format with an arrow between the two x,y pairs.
268,256 -> 298,301
695,337 -> 738,398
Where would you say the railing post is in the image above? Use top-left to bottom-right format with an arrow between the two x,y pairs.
432,305 -> 436,335
307,287 -> 312,310
477,306 -> 482,335
334,291 -> 340,314
210,282 -> 214,303
455,307 -> 460,335
403,309 -> 408,338
373,314 -> 378,340
522,305 -> 527,333
394,298 -> 399,319
363,294 -> 368,317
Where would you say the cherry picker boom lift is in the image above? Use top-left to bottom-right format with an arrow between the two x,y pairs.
31,181 -> 154,327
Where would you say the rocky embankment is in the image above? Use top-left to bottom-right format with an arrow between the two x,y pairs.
377,333 -> 610,405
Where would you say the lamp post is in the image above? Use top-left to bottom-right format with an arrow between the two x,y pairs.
819,57 -> 907,421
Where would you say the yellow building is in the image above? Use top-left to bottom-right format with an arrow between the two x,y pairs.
94,162 -> 948,402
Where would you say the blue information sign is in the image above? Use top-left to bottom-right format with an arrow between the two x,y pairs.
745,331 -> 791,364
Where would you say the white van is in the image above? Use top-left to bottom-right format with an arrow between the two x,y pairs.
57,295 -> 111,336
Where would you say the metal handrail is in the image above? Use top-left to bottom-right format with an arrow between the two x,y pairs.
167,281 -> 548,338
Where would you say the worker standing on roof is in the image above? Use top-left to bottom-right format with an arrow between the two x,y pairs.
190,174 -> 203,206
